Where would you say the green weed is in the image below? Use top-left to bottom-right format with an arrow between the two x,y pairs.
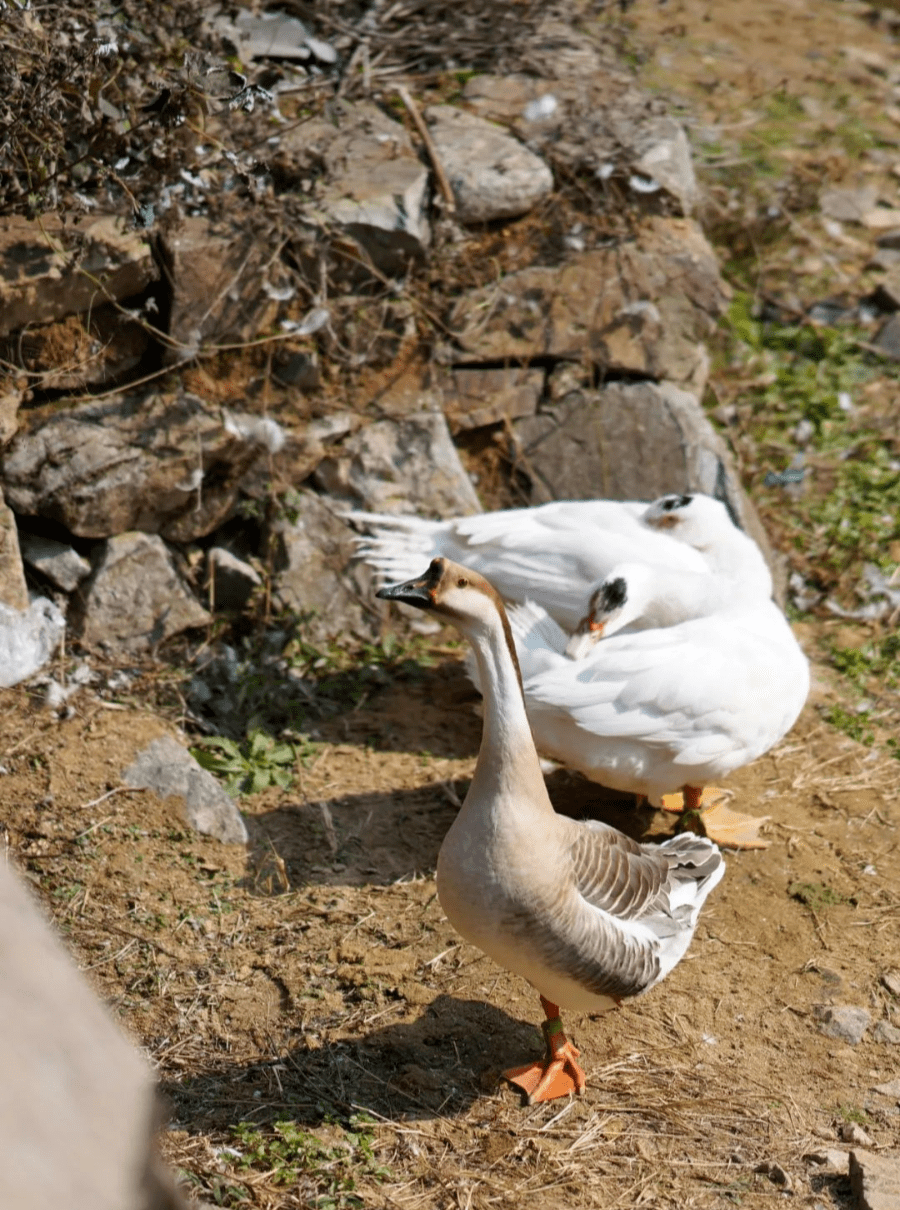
191,728 -> 315,796
789,881 -> 849,911
230,1115 -> 391,1207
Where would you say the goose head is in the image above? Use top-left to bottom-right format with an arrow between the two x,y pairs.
642,492 -> 735,549
377,557 -> 510,644
565,564 -> 657,658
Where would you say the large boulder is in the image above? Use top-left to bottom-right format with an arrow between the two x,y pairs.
449,218 -> 729,393
1,391 -> 283,542
74,532 -> 210,653
424,105 -> 553,223
0,214 -> 156,337
512,380 -> 775,569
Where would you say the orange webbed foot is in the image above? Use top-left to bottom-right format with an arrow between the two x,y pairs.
503,1003 -> 586,1104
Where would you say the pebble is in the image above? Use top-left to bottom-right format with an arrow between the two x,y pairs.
872,1020 -> 900,1045
806,1148 -> 849,1174
880,970 -> 900,997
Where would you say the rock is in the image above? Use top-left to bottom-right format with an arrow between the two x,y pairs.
870,269 -> 900,311
820,185 -> 878,223
806,1148 -> 850,1174
876,229 -> 900,250
207,547 -> 262,611
211,8 -> 337,64
629,115 -> 699,216
271,488 -> 376,643
74,533 -> 210,653
841,1122 -> 875,1147
0,378 -> 25,445
850,1149 -> 900,1210
0,598 -> 66,689
123,734 -> 248,845
864,208 -> 900,230
872,1020 -> 900,1045
449,218 -> 729,393
19,534 -> 91,593
441,366 -> 543,432
277,101 -> 430,275
755,1161 -> 793,1191
817,1005 -> 872,1045
873,315 -> 900,360
881,970 -> 900,996
872,1078 -> 900,1098
157,216 -> 279,355
0,859 -> 184,1210
462,73 -> 699,215
313,411 -> 481,516
2,391 -> 280,542
511,380 -> 775,572
0,214 -> 156,337
0,495 -> 28,612
424,105 -> 554,223
1,305 -> 150,391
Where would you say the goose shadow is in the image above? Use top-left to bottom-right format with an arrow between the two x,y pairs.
240,769 -> 666,892
160,994 -> 545,1130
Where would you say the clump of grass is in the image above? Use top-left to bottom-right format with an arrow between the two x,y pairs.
228,1116 -> 391,1207
789,882 -> 849,911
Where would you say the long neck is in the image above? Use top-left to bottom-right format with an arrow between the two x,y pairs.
464,611 -> 552,813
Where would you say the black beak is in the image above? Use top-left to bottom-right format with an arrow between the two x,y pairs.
376,560 -> 443,610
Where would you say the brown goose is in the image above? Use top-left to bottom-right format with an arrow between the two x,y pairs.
377,558 -> 725,1104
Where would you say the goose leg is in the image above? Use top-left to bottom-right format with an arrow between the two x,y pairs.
503,996 -> 587,1104
676,785 -> 771,851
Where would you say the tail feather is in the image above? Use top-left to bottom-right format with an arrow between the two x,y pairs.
344,510 -> 447,586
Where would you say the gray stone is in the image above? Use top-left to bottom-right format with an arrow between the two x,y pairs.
511,380 -> 775,577
872,1020 -> 900,1045
841,1122 -> 875,1147
424,105 -> 553,223
124,734 -> 248,845
1,391 -> 281,542
0,495 -> 28,612
75,533 -> 210,653
818,1005 -> 872,1045
0,214 -> 156,337
881,969 -> 900,996
271,489 -> 376,644
313,411 -> 481,516
159,216 -> 280,355
0,860 -> 183,1210
820,185 -> 879,223
278,102 -> 430,275
208,547 -> 262,611
755,1161 -> 792,1191
0,598 -> 66,689
850,1149 -> 900,1210
630,116 -> 699,215
872,1078 -> 900,1098
449,217 -> 728,393
441,367 -> 543,432
211,8 -> 337,63
20,534 -> 91,593
873,315 -> 900,360
462,72 -> 699,215
806,1148 -> 850,1174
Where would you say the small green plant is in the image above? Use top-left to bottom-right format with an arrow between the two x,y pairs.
789,882 -> 849,911
836,1103 -> 870,1126
191,729 -> 313,795
229,1116 -> 390,1206
822,705 -> 874,747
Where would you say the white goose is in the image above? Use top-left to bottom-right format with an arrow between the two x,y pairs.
355,492 -> 772,632
378,558 -> 725,1105
505,563 -> 810,849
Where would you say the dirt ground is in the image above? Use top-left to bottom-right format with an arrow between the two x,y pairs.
3,2 -> 900,1208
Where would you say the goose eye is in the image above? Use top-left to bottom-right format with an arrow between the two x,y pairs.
456,577 -> 468,588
